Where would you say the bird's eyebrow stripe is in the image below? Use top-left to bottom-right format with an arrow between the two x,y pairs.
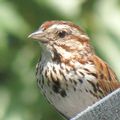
49,24 -> 69,29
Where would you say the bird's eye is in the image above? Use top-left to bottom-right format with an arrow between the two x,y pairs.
58,31 -> 67,38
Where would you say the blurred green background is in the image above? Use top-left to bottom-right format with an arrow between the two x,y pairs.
0,0 -> 120,120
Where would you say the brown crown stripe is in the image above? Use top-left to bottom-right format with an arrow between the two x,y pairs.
41,21 -> 56,30
41,21 -> 85,33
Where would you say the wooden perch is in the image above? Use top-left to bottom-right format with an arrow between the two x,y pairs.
71,88 -> 120,120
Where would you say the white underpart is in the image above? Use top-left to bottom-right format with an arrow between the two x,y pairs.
37,47 -> 99,118
37,60 -> 98,118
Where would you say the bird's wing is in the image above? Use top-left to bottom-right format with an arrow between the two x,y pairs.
92,55 -> 120,96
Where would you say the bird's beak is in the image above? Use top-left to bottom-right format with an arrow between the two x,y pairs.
28,29 -> 45,40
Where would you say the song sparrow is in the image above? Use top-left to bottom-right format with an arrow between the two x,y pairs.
28,21 -> 120,119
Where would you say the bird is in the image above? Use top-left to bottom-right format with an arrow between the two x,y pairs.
28,20 -> 120,119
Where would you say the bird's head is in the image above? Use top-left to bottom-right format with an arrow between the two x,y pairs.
28,21 -> 92,59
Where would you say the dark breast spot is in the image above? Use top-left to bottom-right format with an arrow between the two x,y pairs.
52,80 -> 61,94
87,80 -> 97,93
66,83 -> 68,88
39,66 -> 43,74
42,75 -> 44,83
65,68 -> 69,73
87,72 -> 98,78
53,66 -> 56,73
73,87 -> 76,91
53,80 -> 60,87
90,73 -> 98,78
79,71 -> 85,77
84,68 -> 90,72
52,47 -> 61,63
59,70 -> 67,81
45,70 -> 48,78
37,75 -> 44,89
50,72 -> 54,81
52,84 -> 59,93
73,80 -> 77,85
89,90 -> 98,99
39,81 -> 43,89
52,85 -> 67,97
78,79 -> 83,84
69,78 -> 73,83
60,89 -> 67,97
85,89 -> 88,92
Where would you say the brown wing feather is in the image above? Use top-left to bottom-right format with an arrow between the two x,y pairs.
92,55 -> 120,96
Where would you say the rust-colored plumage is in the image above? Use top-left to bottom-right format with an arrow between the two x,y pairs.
29,21 -> 120,119
92,55 -> 120,96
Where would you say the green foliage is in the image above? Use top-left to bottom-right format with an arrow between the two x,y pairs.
0,0 -> 120,120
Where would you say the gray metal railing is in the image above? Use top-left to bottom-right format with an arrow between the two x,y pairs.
71,88 -> 120,120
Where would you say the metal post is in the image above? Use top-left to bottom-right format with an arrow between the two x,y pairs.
71,88 -> 120,120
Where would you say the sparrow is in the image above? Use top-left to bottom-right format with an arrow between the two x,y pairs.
28,20 -> 120,119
